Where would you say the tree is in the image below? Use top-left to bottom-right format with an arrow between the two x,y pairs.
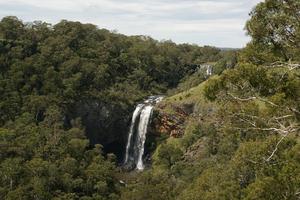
242,0 -> 300,63
0,16 -> 24,40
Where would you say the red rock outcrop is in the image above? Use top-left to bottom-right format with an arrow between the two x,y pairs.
150,104 -> 192,138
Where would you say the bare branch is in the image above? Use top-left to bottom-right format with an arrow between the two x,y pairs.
268,61 -> 300,70
227,93 -> 280,107
265,134 -> 287,162
257,97 -> 279,107
272,115 -> 293,120
233,124 -> 299,135
238,117 -> 257,127
290,107 -> 300,115
228,93 -> 300,115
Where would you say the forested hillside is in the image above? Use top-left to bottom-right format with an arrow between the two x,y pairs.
120,0 -> 300,199
0,15 -> 228,199
0,0 -> 299,199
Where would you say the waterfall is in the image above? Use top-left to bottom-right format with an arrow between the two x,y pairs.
124,104 -> 144,164
206,65 -> 213,76
135,105 -> 153,170
124,96 -> 163,170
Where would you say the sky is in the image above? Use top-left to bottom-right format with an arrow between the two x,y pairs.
0,0 -> 263,48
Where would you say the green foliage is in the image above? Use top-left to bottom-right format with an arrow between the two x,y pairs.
241,0 -> 300,63
121,170 -> 175,200
0,16 -> 228,199
1,0 -> 300,198
0,16 -> 225,125
203,75 -> 223,101
153,142 -> 183,169
213,50 -> 238,74
124,60 -> 300,199
0,113 -> 119,199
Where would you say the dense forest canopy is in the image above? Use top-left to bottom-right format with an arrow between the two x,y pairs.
0,0 -> 299,199
0,15 -> 227,155
0,15 -> 229,199
0,16 -> 224,124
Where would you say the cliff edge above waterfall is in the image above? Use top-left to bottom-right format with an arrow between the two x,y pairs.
150,80 -> 217,139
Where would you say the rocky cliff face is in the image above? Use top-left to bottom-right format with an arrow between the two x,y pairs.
67,100 -> 132,161
150,103 -> 194,138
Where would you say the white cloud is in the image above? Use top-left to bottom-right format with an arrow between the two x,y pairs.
0,0 -> 263,47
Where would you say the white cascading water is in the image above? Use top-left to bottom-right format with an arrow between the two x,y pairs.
135,105 -> 154,170
124,104 -> 144,164
124,96 -> 163,170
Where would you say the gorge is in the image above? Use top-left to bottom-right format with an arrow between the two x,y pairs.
1,1 -> 300,197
